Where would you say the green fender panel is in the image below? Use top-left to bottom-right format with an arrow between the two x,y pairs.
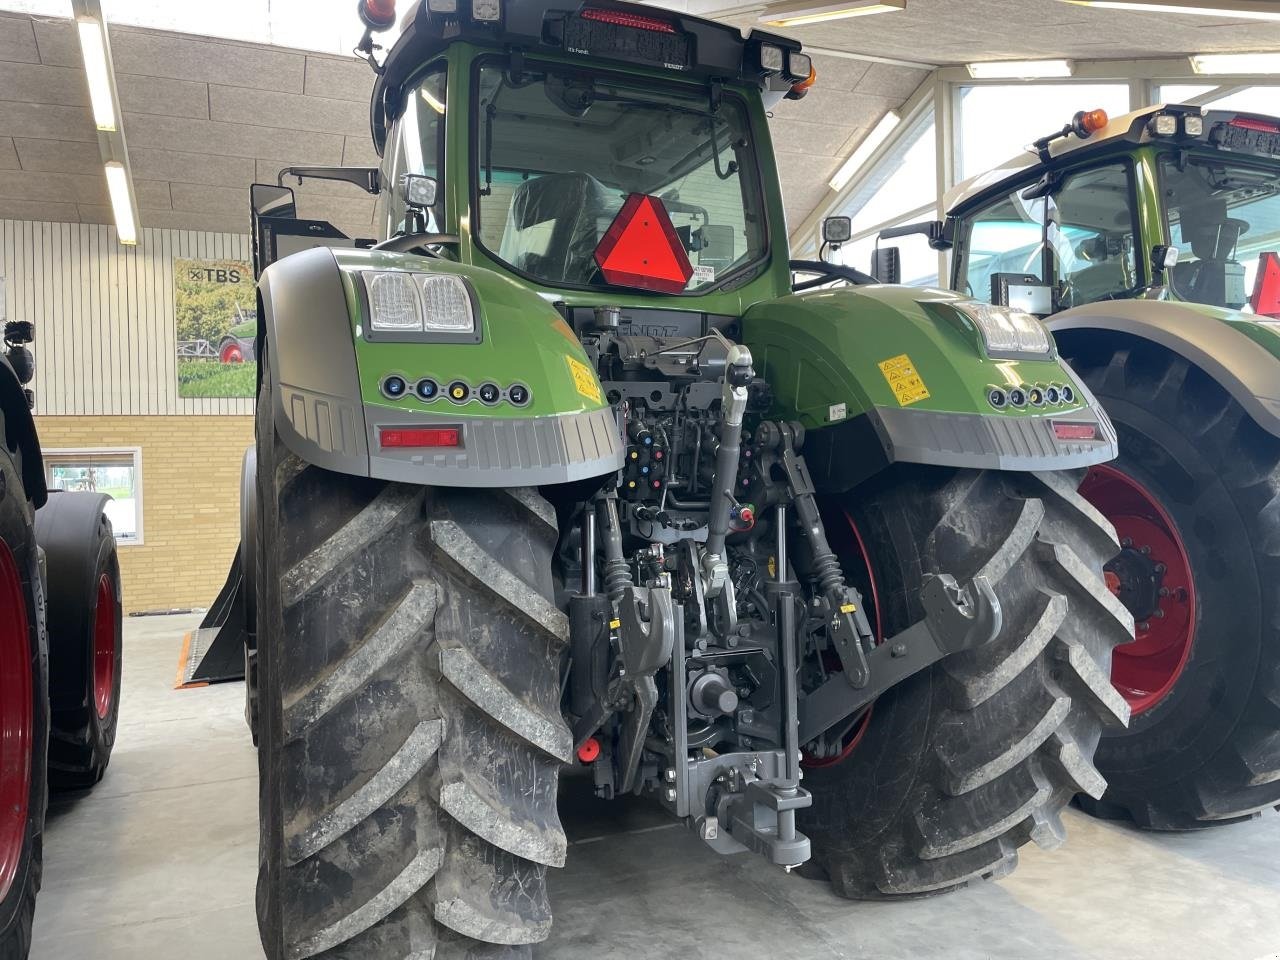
260,246 -> 624,486
1051,299 -> 1280,439
741,285 -> 1118,490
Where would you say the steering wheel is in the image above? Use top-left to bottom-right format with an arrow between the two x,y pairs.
373,233 -> 461,255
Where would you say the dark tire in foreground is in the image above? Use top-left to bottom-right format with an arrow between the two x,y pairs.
0,422 -> 49,960
36,493 -> 122,791
802,467 -> 1132,898
1064,339 -> 1280,829
255,356 -> 570,959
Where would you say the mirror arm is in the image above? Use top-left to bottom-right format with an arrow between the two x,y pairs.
878,218 -> 953,251
277,165 -> 381,195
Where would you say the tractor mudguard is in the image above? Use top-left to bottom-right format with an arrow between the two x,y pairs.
258,245 -> 624,486
1050,299 -> 1280,439
0,357 -> 46,508
740,285 -> 1118,492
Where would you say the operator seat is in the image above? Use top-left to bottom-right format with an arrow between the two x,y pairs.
498,173 -> 623,284
1170,199 -> 1250,307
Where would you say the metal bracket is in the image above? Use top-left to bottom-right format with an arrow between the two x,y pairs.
798,573 -> 1002,745
719,778 -> 812,868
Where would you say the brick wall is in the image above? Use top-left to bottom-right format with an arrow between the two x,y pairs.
34,415 -> 253,615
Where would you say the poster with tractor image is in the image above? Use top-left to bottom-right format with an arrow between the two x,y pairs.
175,257 -> 256,398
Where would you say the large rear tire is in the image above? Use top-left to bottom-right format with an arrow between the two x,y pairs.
255,355 -> 570,959
0,420 -> 49,960
1064,340 -> 1280,829
36,493 -> 122,791
802,467 -> 1132,898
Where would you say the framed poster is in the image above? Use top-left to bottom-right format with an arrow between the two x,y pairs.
175,258 -> 256,399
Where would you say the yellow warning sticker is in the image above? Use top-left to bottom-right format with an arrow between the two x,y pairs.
878,354 -> 931,407
566,355 -> 603,405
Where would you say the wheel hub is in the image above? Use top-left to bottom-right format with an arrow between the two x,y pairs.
0,536 -> 33,904
1081,465 -> 1197,715
93,572 -> 118,720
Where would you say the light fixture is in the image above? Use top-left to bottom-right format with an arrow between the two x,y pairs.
1061,0 -> 1280,21
829,111 -> 900,191
1191,52 -> 1280,74
104,162 -> 137,245
76,19 -> 116,131
759,0 -> 904,28
967,59 -> 1075,79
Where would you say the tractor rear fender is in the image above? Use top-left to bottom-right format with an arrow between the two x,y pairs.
741,285 -> 1118,493
0,356 -> 46,508
1050,300 -> 1280,439
258,245 -> 624,487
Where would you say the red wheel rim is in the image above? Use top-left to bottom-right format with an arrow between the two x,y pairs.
0,537 -> 33,904
801,510 -> 882,768
93,573 -> 117,720
1080,464 -> 1197,715
219,342 -> 244,364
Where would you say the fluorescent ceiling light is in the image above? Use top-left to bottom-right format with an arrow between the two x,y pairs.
829,111 -> 901,191
1062,0 -> 1280,20
104,162 -> 137,246
760,0 -> 904,28
1192,52 -> 1280,73
967,59 -> 1075,79
76,19 -> 116,131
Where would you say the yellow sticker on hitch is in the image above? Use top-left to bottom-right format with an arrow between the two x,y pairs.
878,353 -> 930,407
566,354 -> 603,405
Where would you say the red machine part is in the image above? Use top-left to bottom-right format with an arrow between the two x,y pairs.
594,194 -> 693,294
0,536 -> 33,903
1251,251 -> 1280,318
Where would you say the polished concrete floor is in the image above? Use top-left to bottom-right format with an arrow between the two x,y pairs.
29,615 -> 1280,960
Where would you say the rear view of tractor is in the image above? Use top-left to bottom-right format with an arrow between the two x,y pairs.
234,2 -> 1133,956
0,287 -> 122,957
892,104 -> 1280,829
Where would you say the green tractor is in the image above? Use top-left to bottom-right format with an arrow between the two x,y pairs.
237,2 -> 1133,955
880,103 -> 1280,830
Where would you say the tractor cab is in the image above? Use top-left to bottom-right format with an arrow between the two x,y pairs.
251,0 -> 816,326
920,104 -> 1280,320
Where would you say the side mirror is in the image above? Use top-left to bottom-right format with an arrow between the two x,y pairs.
401,174 -> 438,210
251,183 -> 296,220
823,216 -> 852,246
871,247 -> 900,285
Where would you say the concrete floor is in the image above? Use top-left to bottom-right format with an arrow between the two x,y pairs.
29,615 -> 1280,960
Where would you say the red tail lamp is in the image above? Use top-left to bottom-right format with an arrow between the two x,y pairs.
379,426 -> 460,448
1053,421 -> 1099,442
580,8 -> 677,32
1231,116 -> 1280,135
360,0 -> 397,30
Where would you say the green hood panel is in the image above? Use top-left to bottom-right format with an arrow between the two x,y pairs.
330,248 -> 608,420
741,285 -> 1090,429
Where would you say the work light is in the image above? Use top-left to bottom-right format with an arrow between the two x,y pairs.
366,271 -> 476,336
419,275 -> 475,333
953,301 -> 1053,358
759,44 -> 785,72
472,0 -> 502,21
787,51 -> 813,82
368,272 -> 423,331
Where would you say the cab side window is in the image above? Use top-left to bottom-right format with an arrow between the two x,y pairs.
959,191 -> 1047,301
377,67 -> 447,238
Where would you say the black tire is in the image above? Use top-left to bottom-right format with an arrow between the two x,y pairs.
1063,339 -> 1280,829
255,355 -> 570,959
241,445 -> 260,747
802,467 -> 1132,898
36,493 -> 122,791
0,417 -> 49,960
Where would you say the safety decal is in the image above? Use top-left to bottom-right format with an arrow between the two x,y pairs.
878,353 -> 930,406
566,354 -> 603,405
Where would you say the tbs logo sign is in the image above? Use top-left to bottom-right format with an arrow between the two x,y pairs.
188,267 -> 243,284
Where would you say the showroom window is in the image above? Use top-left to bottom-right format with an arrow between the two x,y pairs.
830,109 -> 941,286
958,83 -> 1132,179
43,449 -> 143,545
1159,84 -> 1280,114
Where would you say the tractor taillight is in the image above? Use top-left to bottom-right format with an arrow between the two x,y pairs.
580,7 -> 676,33
1230,116 -> 1280,135
379,427 -> 460,448
1053,422 -> 1099,442
359,0 -> 397,30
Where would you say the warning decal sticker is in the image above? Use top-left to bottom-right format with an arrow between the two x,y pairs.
877,354 -> 930,407
566,354 -> 603,405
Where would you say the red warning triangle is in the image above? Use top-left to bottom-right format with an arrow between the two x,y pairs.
594,193 -> 693,294
1251,251 -> 1280,318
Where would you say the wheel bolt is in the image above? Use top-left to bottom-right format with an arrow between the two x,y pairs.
1153,609 -> 1166,619
1121,537 -> 1133,548
1138,621 -> 1150,632
1140,545 -> 1152,555
1159,587 -> 1170,598
1154,563 -> 1167,574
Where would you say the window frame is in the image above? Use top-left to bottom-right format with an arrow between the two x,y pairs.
379,61 -> 449,239
42,447 -> 145,547
466,53 -> 773,298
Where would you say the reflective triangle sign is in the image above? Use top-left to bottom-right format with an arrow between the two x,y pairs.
594,193 -> 693,294
1251,251 -> 1280,318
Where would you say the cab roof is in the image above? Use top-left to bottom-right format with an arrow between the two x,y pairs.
369,0 -> 803,156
